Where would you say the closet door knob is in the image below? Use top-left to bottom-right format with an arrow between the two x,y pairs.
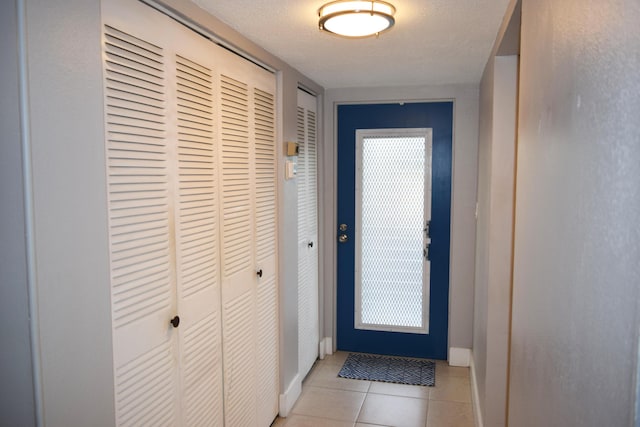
170,315 -> 180,328
257,269 -> 263,278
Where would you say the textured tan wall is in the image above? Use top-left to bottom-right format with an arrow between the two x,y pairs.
509,1 -> 640,425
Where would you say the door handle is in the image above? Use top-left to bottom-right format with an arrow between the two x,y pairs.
338,234 -> 348,243
308,241 -> 314,248
423,244 -> 430,261
170,315 -> 180,328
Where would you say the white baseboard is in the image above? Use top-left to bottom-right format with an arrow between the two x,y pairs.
470,351 -> 484,427
319,337 -> 333,358
278,374 -> 302,418
449,347 -> 471,367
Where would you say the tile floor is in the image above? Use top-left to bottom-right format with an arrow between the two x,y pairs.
272,351 -> 474,427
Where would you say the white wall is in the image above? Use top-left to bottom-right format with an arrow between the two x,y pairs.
509,0 -> 640,425
323,85 -> 479,353
25,0 -> 116,424
0,0 -> 36,424
472,2 -> 520,426
474,53 -> 518,427
22,0 -> 116,425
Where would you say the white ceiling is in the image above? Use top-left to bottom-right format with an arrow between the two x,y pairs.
192,0 -> 511,89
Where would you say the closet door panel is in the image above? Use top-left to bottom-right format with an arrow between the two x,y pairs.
102,12 -> 179,426
219,67 -> 258,427
218,52 -> 278,427
254,87 -> 279,423
173,51 -> 224,427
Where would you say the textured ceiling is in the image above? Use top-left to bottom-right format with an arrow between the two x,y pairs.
192,0 -> 511,89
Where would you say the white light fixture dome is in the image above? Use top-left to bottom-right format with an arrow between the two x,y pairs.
318,1 -> 396,38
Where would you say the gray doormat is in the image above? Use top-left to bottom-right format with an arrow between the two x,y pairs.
337,353 -> 435,386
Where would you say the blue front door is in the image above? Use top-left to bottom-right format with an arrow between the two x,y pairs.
336,102 -> 452,359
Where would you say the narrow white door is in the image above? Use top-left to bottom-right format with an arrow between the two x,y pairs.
297,89 -> 319,378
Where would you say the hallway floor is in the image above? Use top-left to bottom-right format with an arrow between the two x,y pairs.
273,351 -> 474,427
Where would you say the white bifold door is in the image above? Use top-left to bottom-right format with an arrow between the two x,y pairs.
297,89 -> 319,379
102,0 -> 278,425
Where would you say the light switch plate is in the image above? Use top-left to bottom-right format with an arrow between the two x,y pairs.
285,160 -> 297,179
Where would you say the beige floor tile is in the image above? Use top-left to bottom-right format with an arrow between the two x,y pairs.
435,361 -> 470,377
368,381 -> 430,400
289,352 -> 474,427
292,386 -> 366,422
429,375 -> 471,403
426,400 -> 474,427
277,414 -> 356,427
308,361 -> 371,392
321,351 -> 351,366
357,393 -> 428,427
271,416 -> 288,426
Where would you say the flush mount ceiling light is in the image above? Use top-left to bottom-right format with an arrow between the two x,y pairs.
318,0 -> 396,38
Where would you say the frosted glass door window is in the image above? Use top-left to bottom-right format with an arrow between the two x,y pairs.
355,129 -> 432,334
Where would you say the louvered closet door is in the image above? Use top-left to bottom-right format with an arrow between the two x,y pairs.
103,0 -> 224,425
172,36 -> 224,427
217,51 -> 279,427
254,85 -> 279,425
297,90 -> 320,379
103,15 -> 179,427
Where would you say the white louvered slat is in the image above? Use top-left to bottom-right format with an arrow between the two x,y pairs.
307,110 -> 318,233
105,22 -> 169,347
256,276 -> 279,423
104,21 -> 178,426
296,106 -> 307,248
220,74 -> 251,278
182,314 -> 222,427
174,53 -> 224,427
223,293 -> 257,427
254,88 -> 276,262
175,54 -> 217,298
297,90 -> 320,380
115,342 -> 175,427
